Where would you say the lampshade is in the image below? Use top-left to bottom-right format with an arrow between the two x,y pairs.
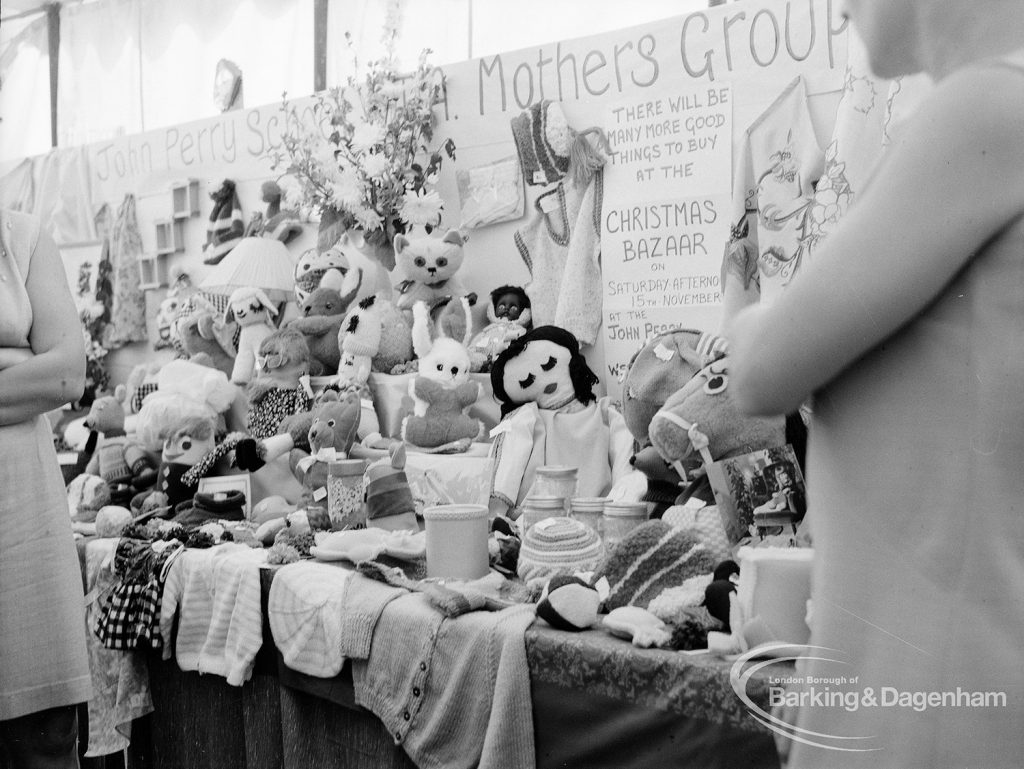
200,237 -> 295,303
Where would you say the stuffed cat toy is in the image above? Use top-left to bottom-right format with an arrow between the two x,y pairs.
393,229 -> 469,317
400,298 -> 482,452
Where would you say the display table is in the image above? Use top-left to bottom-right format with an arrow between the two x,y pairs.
80,545 -> 781,769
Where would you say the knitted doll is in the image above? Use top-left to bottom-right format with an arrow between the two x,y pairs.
400,299 -> 483,452
202,179 -> 244,265
225,286 -> 278,385
468,285 -> 533,371
259,180 -> 302,244
488,325 -> 633,519
153,416 -> 218,509
336,295 -> 383,392
246,327 -> 313,439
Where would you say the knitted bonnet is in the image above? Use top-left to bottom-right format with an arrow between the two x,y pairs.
510,100 -> 609,188
516,516 -> 604,586
594,520 -> 717,612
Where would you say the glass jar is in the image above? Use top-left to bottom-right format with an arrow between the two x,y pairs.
532,466 -> 579,515
601,501 -> 648,550
327,459 -> 367,530
519,495 -> 566,534
570,496 -> 607,539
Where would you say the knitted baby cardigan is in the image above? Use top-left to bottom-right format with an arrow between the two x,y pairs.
159,545 -> 267,686
514,172 -> 604,345
353,593 -> 537,769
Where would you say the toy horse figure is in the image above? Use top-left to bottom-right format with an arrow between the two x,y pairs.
648,337 -> 786,503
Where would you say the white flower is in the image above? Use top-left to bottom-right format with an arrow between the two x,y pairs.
361,153 -> 390,179
277,176 -> 305,209
379,81 -> 405,100
350,122 -> 385,152
399,188 -> 444,227
354,208 -> 384,231
329,174 -> 365,210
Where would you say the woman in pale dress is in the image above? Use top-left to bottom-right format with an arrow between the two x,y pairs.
0,209 -> 91,768
728,1 -> 1024,767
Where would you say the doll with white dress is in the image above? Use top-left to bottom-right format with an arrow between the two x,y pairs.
487,325 -> 633,519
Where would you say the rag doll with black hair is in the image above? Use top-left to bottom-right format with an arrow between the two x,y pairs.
488,325 -> 633,519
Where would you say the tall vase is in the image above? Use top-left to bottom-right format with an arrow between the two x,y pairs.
355,229 -> 397,272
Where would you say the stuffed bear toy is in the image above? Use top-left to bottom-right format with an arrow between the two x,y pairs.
401,299 -> 483,452
393,229 -> 469,317
178,310 -> 238,378
225,286 -> 279,385
288,279 -> 362,375
288,390 -> 362,506
488,325 -> 634,519
80,386 -> 157,497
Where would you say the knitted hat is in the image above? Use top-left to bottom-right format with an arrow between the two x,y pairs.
595,520 -> 717,612
203,179 -> 244,265
516,516 -> 604,586
510,100 -> 609,188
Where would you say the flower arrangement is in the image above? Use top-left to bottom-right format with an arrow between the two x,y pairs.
271,32 -> 456,259
76,259 -> 112,406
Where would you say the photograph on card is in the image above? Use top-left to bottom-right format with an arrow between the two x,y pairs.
706,444 -> 806,542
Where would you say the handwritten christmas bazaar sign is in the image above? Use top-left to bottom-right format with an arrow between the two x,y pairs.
600,83 -> 733,389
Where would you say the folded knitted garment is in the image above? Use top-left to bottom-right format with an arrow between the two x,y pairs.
594,520 -> 717,612
171,490 -> 246,526
516,516 -> 604,587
